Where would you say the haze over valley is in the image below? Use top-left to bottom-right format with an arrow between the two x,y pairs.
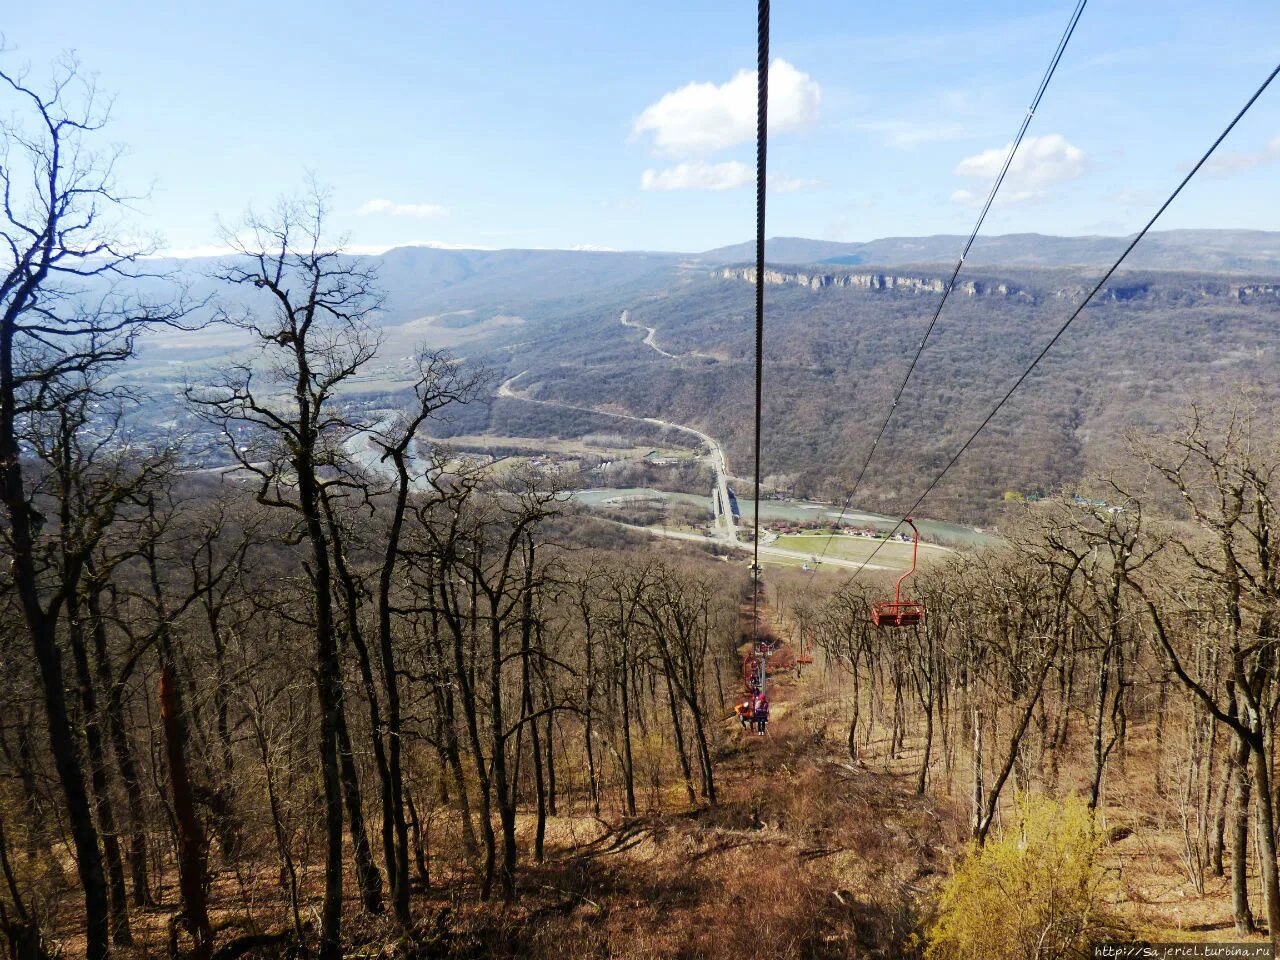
128,229 -> 1280,529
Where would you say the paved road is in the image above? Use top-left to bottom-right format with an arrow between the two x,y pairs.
499,371 -> 740,543
496,372 -> 899,570
619,309 -> 676,359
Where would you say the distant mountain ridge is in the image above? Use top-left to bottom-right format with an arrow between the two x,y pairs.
698,230 -> 1280,274
713,264 -> 1280,304
145,231 -> 1280,325
139,246 -> 685,326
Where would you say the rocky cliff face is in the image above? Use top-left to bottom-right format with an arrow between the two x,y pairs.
716,266 -> 1280,305
715,266 -> 1023,298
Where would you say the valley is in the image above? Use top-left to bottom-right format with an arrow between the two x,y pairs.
114,230 -> 1280,536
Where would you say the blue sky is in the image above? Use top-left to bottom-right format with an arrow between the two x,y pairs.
6,1 -> 1280,254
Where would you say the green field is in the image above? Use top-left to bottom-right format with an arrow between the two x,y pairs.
771,532 -> 946,568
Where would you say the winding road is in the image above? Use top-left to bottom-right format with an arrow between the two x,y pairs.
496,372 -> 890,571
618,309 -> 677,359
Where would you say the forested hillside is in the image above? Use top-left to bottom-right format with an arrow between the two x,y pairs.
487,264 -> 1280,523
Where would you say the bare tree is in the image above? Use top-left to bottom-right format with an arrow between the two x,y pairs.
1129,402 -> 1280,945
188,188 -> 387,957
0,57 -> 186,960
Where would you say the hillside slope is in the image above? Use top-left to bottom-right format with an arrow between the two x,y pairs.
125,235 -> 1280,525
484,263 -> 1280,523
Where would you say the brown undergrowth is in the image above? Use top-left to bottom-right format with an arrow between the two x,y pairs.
398,725 -> 960,960
383,620 -> 967,960
37,597 -> 965,960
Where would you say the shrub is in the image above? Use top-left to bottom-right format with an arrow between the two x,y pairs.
926,795 -> 1118,960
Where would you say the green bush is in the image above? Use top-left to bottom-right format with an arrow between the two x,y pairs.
927,795 -> 1119,960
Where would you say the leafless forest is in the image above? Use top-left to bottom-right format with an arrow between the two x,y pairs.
5,55 -> 1280,960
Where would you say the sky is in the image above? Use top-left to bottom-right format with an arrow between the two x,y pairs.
6,0 -> 1280,255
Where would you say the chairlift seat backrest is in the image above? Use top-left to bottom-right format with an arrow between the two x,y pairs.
870,518 -> 926,629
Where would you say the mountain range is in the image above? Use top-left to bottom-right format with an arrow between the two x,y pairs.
701,229 -> 1280,274
120,229 -> 1280,523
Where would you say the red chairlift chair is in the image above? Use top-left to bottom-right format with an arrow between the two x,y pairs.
795,632 -> 814,665
870,517 -> 925,628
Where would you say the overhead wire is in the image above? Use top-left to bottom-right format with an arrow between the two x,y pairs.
751,0 -> 770,692
839,58 -> 1280,585
816,0 -> 1088,567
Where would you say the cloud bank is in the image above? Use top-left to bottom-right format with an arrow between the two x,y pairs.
357,198 -> 448,219
641,161 -> 752,191
1205,135 -> 1280,176
634,59 -> 820,156
951,133 -> 1086,205
639,162 -> 820,193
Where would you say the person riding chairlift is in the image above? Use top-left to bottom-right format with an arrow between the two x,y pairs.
753,693 -> 770,736
735,700 -> 753,729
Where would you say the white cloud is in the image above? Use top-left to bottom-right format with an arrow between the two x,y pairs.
357,198 -> 448,219
640,162 -> 819,193
953,133 -> 1086,205
634,59 -> 820,156
1205,135 -> 1280,176
768,174 -> 821,193
641,161 -> 752,191
1105,188 -> 1152,206
369,240 -> 494,252
857,118 -> 970,149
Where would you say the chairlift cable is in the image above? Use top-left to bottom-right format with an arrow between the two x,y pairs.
817,0 -> 1088,566
750,0 -> 770,699
841,57 -> 1280,587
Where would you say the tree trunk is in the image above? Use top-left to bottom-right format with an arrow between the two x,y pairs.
441,576 -> 496,900
848,653 -> 861,762
584,630 -> 601,816
1089,636 -> 1113,811
1213,751 -> 1232,877
1154,671 -> 1170,799
332,692 -> 384,914
662,672 -> 697,805
28,615 -> 111,960
1248,732 -> 1280,953
1230,731 -> 1256,935
299,477 -> 347,960
89,587 -> 154,908
917,691 -> 934,795
619,636 -> 638,817
376,458 -> 414,927
159,664 -> 213,960
405,787 -> 430,886
489,608 -> 517,900
543,708 -> 558,817
251,709 -> 303,941
689,698 -> 718,806
323,507 -> 391,918
66,600 -> 131,945
971,703 -> 985,840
